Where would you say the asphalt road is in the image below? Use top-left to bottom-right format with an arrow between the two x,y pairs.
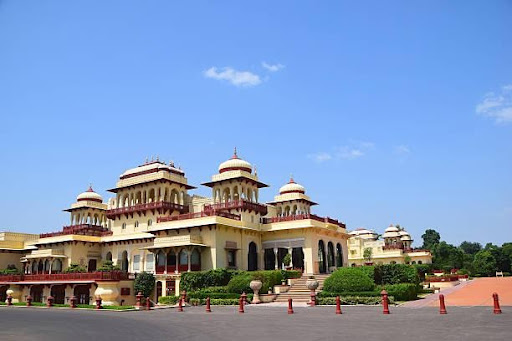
0,305 -> 510,341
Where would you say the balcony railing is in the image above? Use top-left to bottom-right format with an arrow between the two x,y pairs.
106,201 -> 188,218
155,265 -> 201,274
204,199 -> 268,215
0,271 -> 129,282
157,211 -> 241,223
39,224 -> 112,238
261,213 -> 346,228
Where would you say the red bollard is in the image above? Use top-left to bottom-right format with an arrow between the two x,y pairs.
288,298 -> 294,314
136,291 -> 143,309
6,295 -> 13,306
238,296 -> 245,314
493,293 -> 502,314
178,298 -> 183,312
47,296 -> 54,308
381,290 -> 390,314
206,297 -> 211,313
336,296 -> 342,315
146,297 -> 151,311
70,296 -> 77,308
95,296 -> 102,309
309,291 -> 316,307
26,295 -> 33,307
439,294 -> 447,314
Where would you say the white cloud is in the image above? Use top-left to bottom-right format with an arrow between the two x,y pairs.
309,141 -> 374,163
204,67 -> 261,87
476,85 -> 512,124
394,145 -> 410,154
262,62 -> 285,72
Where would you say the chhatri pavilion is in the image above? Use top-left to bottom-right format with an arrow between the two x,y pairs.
0,150 -> 349,305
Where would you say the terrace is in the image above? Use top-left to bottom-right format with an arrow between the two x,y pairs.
261,213 -> 346,228
106,201 -> 188,219
39,224 -> 112,238
157,211 -> 241,223
204,199 -> 268,215
0,271 -> 129,283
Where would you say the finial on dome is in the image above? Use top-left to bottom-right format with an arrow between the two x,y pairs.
87,184 -> 94,192
156,155 -> 160,162
289,174 -> 295,183
145,157 -> 149,164
232,147 -> 238,159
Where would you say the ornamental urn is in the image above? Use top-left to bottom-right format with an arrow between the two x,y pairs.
250,279 -> 263,304
306,278 -> 319,291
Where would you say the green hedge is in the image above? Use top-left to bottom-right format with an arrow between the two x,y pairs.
374,264 -> 420,285
323,267 -> 375,292
158,296 -> 179,305
188,292 -> 253,300
226,270 -> 283,294
282,270 -> 302,279
382,283 -> 419,301
317,296 -> 395,305
180,269 -> 240,292
318,291 -> 381,298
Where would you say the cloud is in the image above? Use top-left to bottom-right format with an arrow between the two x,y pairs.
394,145 -> 410,154
204,67 -> 261,87
476,85 -> 512,124
262,62 -> 285,72
309,141 -> 374,163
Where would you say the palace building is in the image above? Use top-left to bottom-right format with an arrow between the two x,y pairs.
347,225 -> 432,266
0,150 -> 349,305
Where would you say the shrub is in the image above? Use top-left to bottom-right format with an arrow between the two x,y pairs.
374,264 -> 419,285
318,291 -> 381,298
188,291 -> 253,300
282,254 -> 292,266
97,260 -> 120,272
197,286 -> 229,294
64,263 -> 87,273
227,270 -> 283,293
323,267 -> 375,292
180,268 -> 239,292
317,296 -> 395,305
134,272 -> 155,298
382,283 -> 419,301
158,296 -> 179,305
282,270 -> 302,279
208,298 -> 240,305
413,264 -> 432,280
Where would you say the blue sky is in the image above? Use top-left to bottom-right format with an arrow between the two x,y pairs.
0,1 -> 511,246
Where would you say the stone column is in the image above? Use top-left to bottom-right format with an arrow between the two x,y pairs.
187,249 -> 191,272
273,248 -> 278,270
175,250 -> 179,274
164,250 -> 168,275
288,247 -> 294,269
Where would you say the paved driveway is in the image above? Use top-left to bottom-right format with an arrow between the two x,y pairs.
0,305 -> 510,341
404,277 -> 512,308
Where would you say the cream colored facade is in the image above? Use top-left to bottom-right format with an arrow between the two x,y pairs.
347,225 -> 432,266
0,151 -> 349,305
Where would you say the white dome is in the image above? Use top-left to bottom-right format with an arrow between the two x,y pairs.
385,224 -> 399,233
77,186 -> 103,203
279,178 -> 305,194
400,235 -> 413,241
218,149 -> 252,173
399,230 -> 410,236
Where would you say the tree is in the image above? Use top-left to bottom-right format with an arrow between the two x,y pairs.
472,250 -> 497,276
484,243 -> 511,273
363,247 -> 373,263
432,242 -> 464,269
134,272 -> 155,298
97,260 -> 120,272
421,229 -> 440,250
459,241 -> 482,255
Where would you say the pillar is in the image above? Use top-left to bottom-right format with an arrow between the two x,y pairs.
288,247 -> 294,269
187,250 -> 191,272
175,250 -> 179,274
274,248 -> 278,270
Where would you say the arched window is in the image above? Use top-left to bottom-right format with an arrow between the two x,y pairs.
179,250 -> 188,266
106,252 -> 112,262
121,251 -> 129,271
147,219 -> 153,227
318,240 -> 326,274
122,223 -> 126,230
248,242 -> 258,271
134,221 -> 139,228
53,259 -> 63,273
418,260 -> 423,264
327,242 -> 335,271
191,249 -> 201,270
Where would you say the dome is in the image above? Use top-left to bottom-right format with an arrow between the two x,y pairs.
398,230 -> 409,236
279,177 -> 305,194
385,224 -> 399,233
77,186 -> 103,203
218,148 -> 252,173
400,234 -> 413,241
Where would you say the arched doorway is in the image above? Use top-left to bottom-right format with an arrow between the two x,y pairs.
292,247 -> 304,271
264,249 -> 275,270
191,249 -> 201,271
156,281 -> 162,301
336,243 -> 343,268
0,285 -> 8,302
30,285 -> 43,303
88,259 -> 97,272
106,252 -> 112,262
51,285 -> 66,304
327,242 -> 335,272
74,285 -> 91,305
318,240 -> 326,274
248,242 -> 258,271
121,251 -> 129,272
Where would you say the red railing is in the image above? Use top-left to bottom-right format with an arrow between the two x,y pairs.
0,271 -> 129,282
261,213 -> 346,228
155,265 -> 201,274
106,201 -> 188,218
204,199 -> 268,215
39,224 -> 112,238
157,211 -> 240,223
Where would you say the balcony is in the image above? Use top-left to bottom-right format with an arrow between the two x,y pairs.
39,224 -> 112,238
155,265 -> 201,274
204,199 -> 268,215
0,271 -> 129,283
261,213 -> 346,228
106,201 -> 188,219
157,211 -> 241,223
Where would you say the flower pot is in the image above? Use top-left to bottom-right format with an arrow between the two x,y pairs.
250,280 -> 263,304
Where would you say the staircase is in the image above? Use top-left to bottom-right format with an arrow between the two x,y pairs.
274,274 -> 330,303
